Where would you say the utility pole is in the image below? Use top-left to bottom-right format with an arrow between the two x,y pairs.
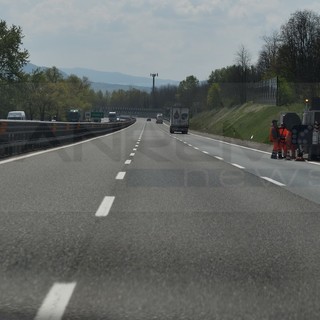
150,73 -> 158,109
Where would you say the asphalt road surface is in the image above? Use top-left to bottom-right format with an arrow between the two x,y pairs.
1,118 -> 320,320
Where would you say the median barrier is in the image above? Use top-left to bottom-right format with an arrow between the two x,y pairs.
0,118 -> 136,158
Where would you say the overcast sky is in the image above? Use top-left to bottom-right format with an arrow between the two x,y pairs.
1,0 -> 320,81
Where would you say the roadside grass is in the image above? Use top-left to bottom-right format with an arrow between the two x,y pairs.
190,102 -> 305,144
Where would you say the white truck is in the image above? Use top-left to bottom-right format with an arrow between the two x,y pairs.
7,111 -> 26,120
156,113 -> 163,124
169,106 -> 189,134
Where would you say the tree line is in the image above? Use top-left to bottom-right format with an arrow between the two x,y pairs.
1,9 -> 320,120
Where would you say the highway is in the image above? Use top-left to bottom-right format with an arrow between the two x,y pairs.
1,117 -> 320,319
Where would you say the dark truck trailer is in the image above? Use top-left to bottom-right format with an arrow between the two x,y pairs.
169,106 -> 189,134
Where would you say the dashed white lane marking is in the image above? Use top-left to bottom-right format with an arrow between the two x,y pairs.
116,172 -> 126,180
230,163 -> 245,169
125,160 -> 132,164
202,151 -> 209,154
214,156 -> 224,161
193,147 -> 199,150
133,148 -> 137,151
95,196 -> 115,217
261,176 -> 286,186
34,282 -> 76,320
187,144 -> 193,147
130,153 -> 135,156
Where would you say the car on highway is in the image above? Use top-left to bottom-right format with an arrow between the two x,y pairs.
147,118 -> 151,121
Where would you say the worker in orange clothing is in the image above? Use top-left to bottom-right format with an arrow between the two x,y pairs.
285,129 -> 296,160
269,120 -> 282,159
279,123 -> 288,159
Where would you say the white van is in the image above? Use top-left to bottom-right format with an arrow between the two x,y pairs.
7,111 -> 26,120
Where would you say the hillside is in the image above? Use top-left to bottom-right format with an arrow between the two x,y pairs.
23,63 -> 178,92
190,102 -> 305,144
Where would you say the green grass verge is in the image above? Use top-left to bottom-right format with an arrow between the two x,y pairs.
190,102 -> 305,144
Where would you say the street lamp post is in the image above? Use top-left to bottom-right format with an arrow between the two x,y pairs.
150,73 -> 158,109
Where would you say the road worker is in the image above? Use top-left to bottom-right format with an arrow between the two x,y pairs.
284,128 -> 296,160
269,120 -> 282,159
279,123 -> 288,159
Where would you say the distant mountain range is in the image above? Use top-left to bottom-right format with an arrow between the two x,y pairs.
23,63 -> 179,92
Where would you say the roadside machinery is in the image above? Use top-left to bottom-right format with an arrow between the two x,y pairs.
282,99 -> 320,161
169,105 -> 189,134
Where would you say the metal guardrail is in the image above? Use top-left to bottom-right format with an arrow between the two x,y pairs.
0,118 -> 136,158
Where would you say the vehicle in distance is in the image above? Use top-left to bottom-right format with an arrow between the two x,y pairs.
108,112 -> 118,122
147,118 -> 151,121
7,111 -> 26,120
169,106 -> 189,134
67,109 -> 82,122
156,113 -> 163,124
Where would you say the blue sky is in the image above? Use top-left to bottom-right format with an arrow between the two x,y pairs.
1,0 -> 320,81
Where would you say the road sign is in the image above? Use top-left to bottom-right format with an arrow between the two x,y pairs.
90,111 -> 104,118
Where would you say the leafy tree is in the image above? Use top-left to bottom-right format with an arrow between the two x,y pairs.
257,32 -> 281,78
178,75 -> 199,113
207,83 -> 222,109
0,20 -> 29,81
278,77 -> 295,105
278,10 -> 320,83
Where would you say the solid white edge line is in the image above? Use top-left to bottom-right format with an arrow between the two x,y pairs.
34,282 -> 76,320
307,161 -> 320,166
230,163 -> 245,169
95,196 -> 115,217
261,176 -> 286,186
115,172 -> 126,180
189,132 -> 270,155
125,159 -> 132,164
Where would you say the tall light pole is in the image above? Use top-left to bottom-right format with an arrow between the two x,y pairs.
150,73 -> 158,108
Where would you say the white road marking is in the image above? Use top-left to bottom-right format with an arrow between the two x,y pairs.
125,160 -> 132,164
95,196 -> 115,217
307,161 -> 320,166
230,163 -> 245,169
187,144 -> 193,147
130,153 -> 135,156
193,147 -> 199,150
261,176 -> 286,186
202,151 -> 209,154
189,132 -> 270,155
116,172 -> 126,180
133,148 -> 137,151
214,156 -> 224,160
34,282 -> 76,320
